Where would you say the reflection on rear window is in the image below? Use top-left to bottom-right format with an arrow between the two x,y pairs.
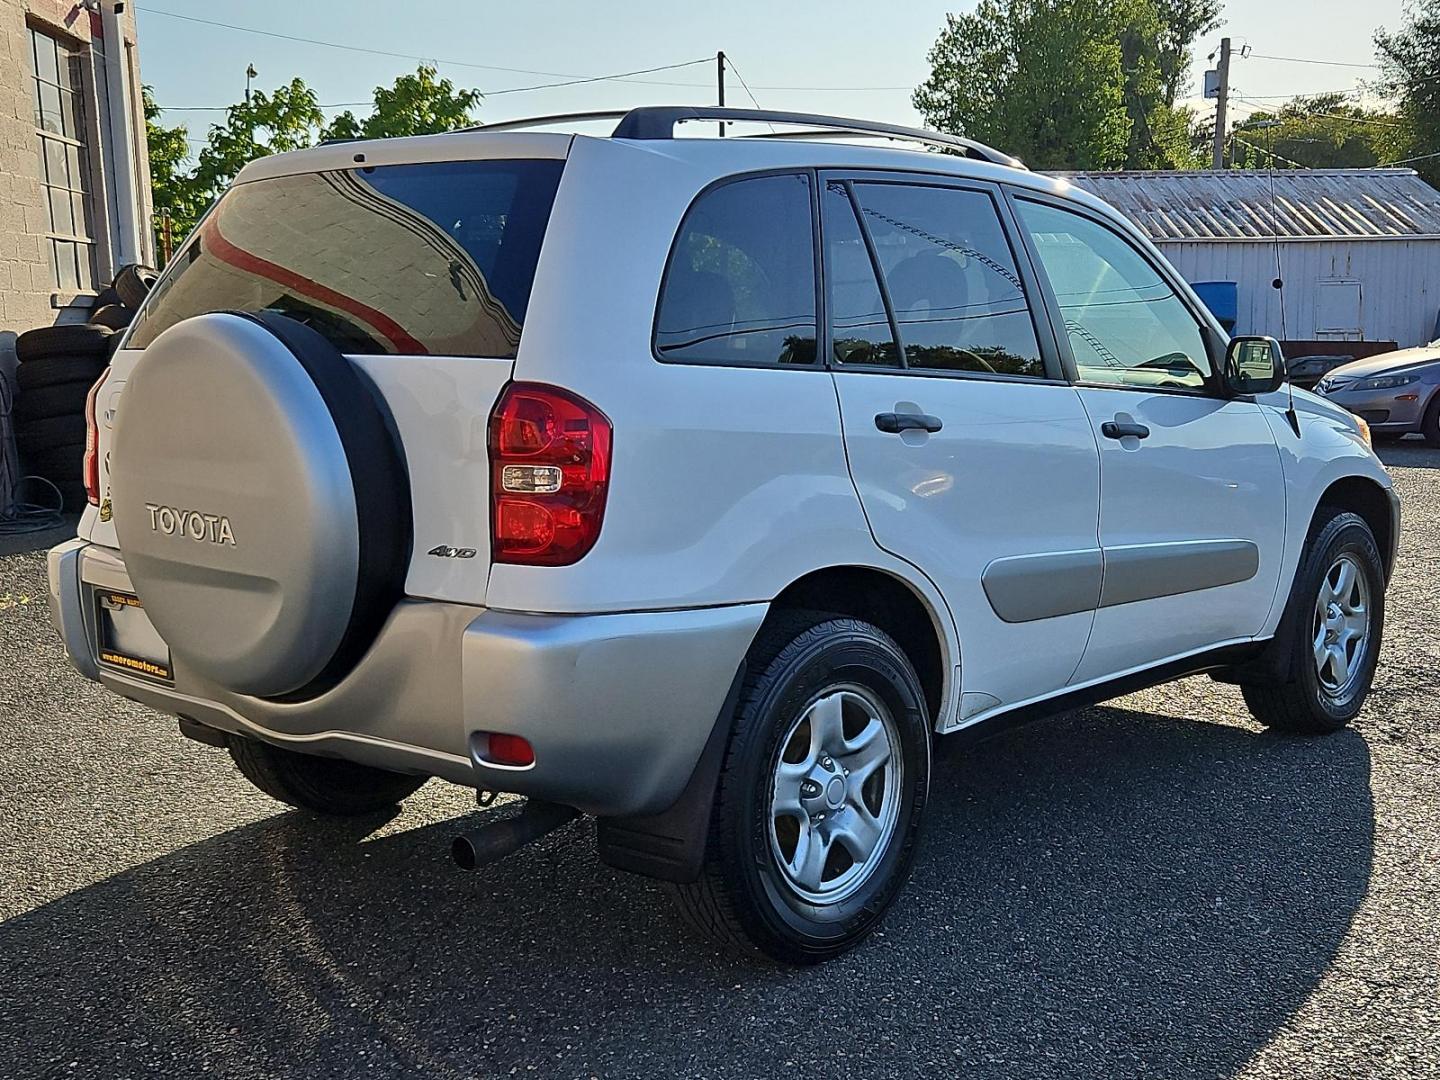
126,158 -> 565,357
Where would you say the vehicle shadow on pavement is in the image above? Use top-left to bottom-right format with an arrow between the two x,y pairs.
1376,439 -> 1440,468
0,706 -> 1373,1080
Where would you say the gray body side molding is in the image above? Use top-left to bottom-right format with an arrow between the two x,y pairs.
982,549 -> 1104,623
983,539 -> 1260,623
1099,539 -> 1260,608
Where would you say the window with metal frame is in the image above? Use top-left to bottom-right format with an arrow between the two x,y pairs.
829,181 -> 1046,379
1014,199 -> 1212,391
30,27 -> 96,292
822,181 -> 900,367
654,173 -> 818,367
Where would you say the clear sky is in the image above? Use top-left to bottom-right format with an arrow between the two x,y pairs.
136,0 -> 1408,152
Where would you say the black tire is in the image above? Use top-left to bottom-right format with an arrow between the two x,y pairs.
89,304 -> 133,330
23,443 -> 84,482
1242,510 -> 1385,734
113,263 -> 159,309
16,415 -> 87,456
16,355 -> 106,393
1421,393 -> 1440,448
676,612 -> 931,964
94,285 -> 122,309
15,322 -> 114,362
14,380 -> 92,423
227,736 -> 427,816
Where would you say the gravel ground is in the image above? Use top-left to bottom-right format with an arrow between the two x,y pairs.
1,442 -> 1436,1080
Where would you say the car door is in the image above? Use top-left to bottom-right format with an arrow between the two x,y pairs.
822,174 -> 1102,722
1010,194 -> 1287,683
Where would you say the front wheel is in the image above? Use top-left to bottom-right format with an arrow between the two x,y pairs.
676,613 -> 931,964
1242,510 -> 1385,733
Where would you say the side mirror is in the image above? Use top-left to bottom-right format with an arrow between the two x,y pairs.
1223,336 -> 1286,396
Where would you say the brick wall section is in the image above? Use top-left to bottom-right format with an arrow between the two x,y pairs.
0,0 -> 146,339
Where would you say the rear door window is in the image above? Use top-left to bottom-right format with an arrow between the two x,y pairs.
847,182 -> 1046,378
126,158 -> 565,358
654,173 -> 817,367
822,180 -> 900,367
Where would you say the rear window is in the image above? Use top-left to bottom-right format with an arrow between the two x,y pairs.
126,158 -> 564,357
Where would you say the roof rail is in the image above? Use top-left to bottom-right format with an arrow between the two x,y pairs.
467,110 -> 629,133
611,106 -> 1026,170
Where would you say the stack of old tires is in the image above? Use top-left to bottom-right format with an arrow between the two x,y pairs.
12,264 -> 158,511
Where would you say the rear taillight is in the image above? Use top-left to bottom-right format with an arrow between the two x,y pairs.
489,382 -> 611,566
82,368 -> 108,506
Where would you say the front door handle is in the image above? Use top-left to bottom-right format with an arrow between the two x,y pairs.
1101,420 -> 1150,440
875,412 -> 943,434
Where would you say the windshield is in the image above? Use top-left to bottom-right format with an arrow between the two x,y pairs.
126,158 -> 565,358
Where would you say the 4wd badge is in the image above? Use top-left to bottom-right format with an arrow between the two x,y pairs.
427,545 -> 477,559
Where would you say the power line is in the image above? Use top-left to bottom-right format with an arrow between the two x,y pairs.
1229,133 -> 1309,169
1380,149 -> 1440,166
138,6 -> 911,94
486,60 -> 715,97
723,56 -> 765,111
138,6 -> 714,87
154,58 -> 719,114
1246,52 -> 1381,69
1233,96 -> 1407,129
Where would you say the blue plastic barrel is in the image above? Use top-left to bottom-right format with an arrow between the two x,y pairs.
1191,281 -> 1238,334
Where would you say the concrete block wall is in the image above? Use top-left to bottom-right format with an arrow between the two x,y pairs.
0,0 -> 149,339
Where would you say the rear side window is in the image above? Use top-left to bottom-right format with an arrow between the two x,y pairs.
654,173 -> 817,367
126,159 -> 564,357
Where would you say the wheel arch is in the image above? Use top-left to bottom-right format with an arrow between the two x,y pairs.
1314,474 -> 1398,582
764,564 -> 954,731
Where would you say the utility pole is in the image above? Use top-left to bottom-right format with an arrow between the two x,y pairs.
245,63 -> 257,105
1211,37 -> 1230,170
716,51 -> 726,137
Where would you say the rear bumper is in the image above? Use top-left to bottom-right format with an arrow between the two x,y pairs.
48,539 -> 765,816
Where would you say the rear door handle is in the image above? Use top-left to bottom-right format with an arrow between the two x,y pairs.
875,412 -> 943,434
1100,420 -> 1150,440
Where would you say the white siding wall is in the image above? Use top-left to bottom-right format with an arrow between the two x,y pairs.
1157,240 -> 1440,347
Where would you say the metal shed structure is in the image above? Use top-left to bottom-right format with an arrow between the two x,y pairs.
1060,169 -> 1440,350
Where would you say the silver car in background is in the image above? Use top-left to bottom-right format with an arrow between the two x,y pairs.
1316,341 -> 1440,445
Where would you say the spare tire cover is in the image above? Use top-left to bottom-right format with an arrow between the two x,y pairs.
110,312 -> 410,698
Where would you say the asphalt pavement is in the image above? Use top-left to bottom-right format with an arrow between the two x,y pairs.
1,441 -> 1437,1080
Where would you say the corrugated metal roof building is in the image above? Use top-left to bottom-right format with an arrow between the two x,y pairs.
1059,169 -> 1440,349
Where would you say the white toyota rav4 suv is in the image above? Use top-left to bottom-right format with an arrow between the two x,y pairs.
48,108 -> 1398,964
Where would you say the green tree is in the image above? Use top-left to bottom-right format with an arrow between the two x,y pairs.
913,0 -> 1208,171
914,0 -> 1131,170
1230,94 -> 1405,170
1375,0 -> 1440,185
1154,0 -> 1223,106
323,65 -> 481,141
190,77 -> 326,208
143,85 -> 204,251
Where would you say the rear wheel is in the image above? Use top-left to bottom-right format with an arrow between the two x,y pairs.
1241,510 -> 1385,733
227,736 -> 427,816
676,613 -> 930,964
